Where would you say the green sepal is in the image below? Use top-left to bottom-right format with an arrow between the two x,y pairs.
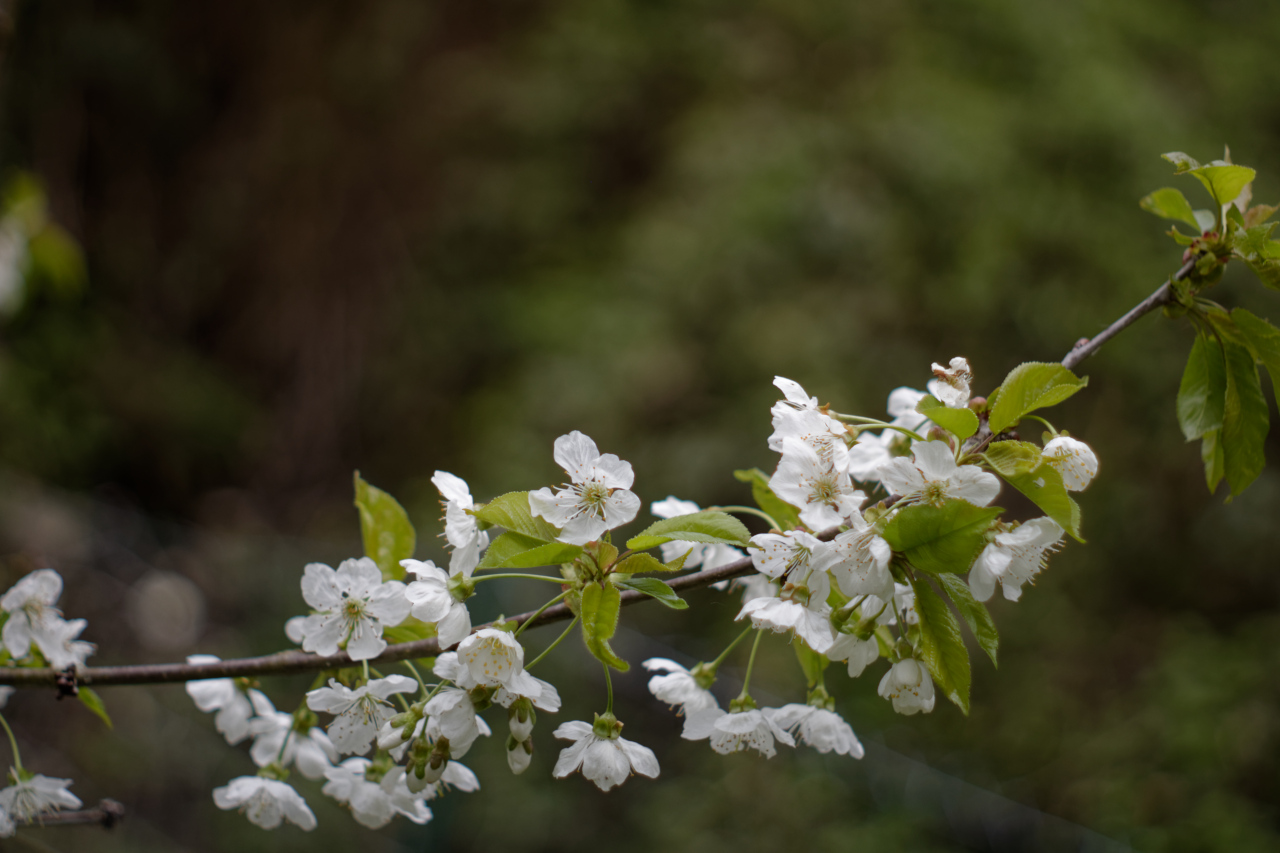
354,472 -> 417,581
792,636 -> 829,689
909,575 -> 971,715
472,492 -> 563,542
936,572 -> 998,668
579,582 -> 629,671
626,511 -> 750,552
1176,334 -> 1227,441
881,500 -> 1002,574
478,532 -> 582,570
78,687 -> 113,729
615,577 -> 688,610
987,362 -> 1089,435
733,468 -> 800,530
1139,187 -> 1201,230
916,395 -> 979,440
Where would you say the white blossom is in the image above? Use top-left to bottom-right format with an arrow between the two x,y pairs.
969,518 -> 1064,602
0,569 -> 94,669
681,707 -> 794,758
401,559 -> 472,648
770,438 -> 866,531
212,776 -> 316,831
827,632 -> 880,678
552,719 -> 659,791
248,708 -> 340,780
423,677 -> 491,758
877,440 -> 999,507
1042,436 -> 1099,491
736,572 -> 836,654
457,628 -> 541,696
0,687 -> 12,709
528,431 -> 641,546
642,658 -> 718,715
747,530 -> 835,581
321,759 -> 433,829
767,377 -> 850,467
771,704 -> 864,757
306,675 -> 417,755
877,658 -> 936,715
296,558 -> 410,661
432,471 -> 489,578
185,654 -> 273,745
0,772 -> 81,826
826,516 -> 894,599
930,356 -> 973,408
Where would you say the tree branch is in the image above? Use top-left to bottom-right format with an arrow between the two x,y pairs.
0,259 -> 1200,691
16,799 -> 124,830
1061,258 -> 1195,370
0,552 -> 764,688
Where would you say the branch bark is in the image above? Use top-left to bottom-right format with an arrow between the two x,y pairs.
0,260 -> 1200,690
15,799 -> 125,829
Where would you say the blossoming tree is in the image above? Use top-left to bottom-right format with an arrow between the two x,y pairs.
0,150 -> 1277,838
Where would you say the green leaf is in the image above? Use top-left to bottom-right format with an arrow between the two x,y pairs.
384,618 -> 437,644
1233,309 -> 1280,403
1202,427 -> 1225,493
882,500 -> 1002,574
580,582 -> 629,671
1162,151 -> 1201,173
983,440 -> 1043,477
1189,164 -> 1256,209
733,468 -> 801,530
988,362 -> 1089,435
616,577 -> 688,610
1139,187 -> 1201,230
353,472 -> 416,581
626,510 -> 751,552
477,531 -> 582,569
910,576 -> 970,715
792,636 -> 829,688
615,552 -> 685,574
916,395 -> 979,440
1220,336 -> 1269,498
472,492 -> 562,542
995,462 -> 1083,542
1176,334 -> 1227,441
78,687 -> 113,729
936,572 -> 999,668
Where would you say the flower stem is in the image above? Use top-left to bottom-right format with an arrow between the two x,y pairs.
0,712 -> 23,773
736,630 -> 765,700
362,659 -> 370,682
274,728 -> 293,765
833,414 -> 926,443
708,626 -> 754,671
402,659 -> 429,694
603,663 -> 614,715
707,505 -> 780,530
514,590 -> 570,638
473,573 -> 567,585
525,615 -> 580,670
1024,414 -> 1057,437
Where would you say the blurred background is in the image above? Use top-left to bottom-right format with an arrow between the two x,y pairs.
1,0 -> 1279,849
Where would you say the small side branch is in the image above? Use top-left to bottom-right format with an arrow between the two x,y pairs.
1061,259 -> 1195,370
18,799 -> 125,830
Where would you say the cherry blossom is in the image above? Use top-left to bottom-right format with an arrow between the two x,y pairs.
681,707 -> 795,758
306,675 -> 417,755
877,658 -> 936,715
770,437 -> 866,531
930,356 -> 973,407
642,658 -> 718,715
552,717 -> 659,791
529,431 -> 641,546
296,558 -> 410,661
212,776 -> 316,831
1042,436 -> 1099,491
432,471 -> 489,578
772,704 -> 864,757
185,654 -> 273,745
969,517 -> 1064,602
877,440 -> 1000,507
0,772 -> 81,828
401,559 -> 472,648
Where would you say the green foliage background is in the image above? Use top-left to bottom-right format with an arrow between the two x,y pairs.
2,0 -> 1280,849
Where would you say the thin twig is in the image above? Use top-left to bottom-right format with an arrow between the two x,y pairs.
17,799 -> 124,829
1061,259 -> 1196,370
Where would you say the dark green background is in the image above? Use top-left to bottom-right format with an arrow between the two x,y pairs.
2,0 -> 1279,849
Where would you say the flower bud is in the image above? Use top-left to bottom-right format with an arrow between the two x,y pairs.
377,719 -> 410,751
508,697 -> 536,741
506,735 -> 533,775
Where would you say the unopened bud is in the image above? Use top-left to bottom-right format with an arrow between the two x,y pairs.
508,698 -> 536,741
377,720 -> 411,750
506,735 -> 533,775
